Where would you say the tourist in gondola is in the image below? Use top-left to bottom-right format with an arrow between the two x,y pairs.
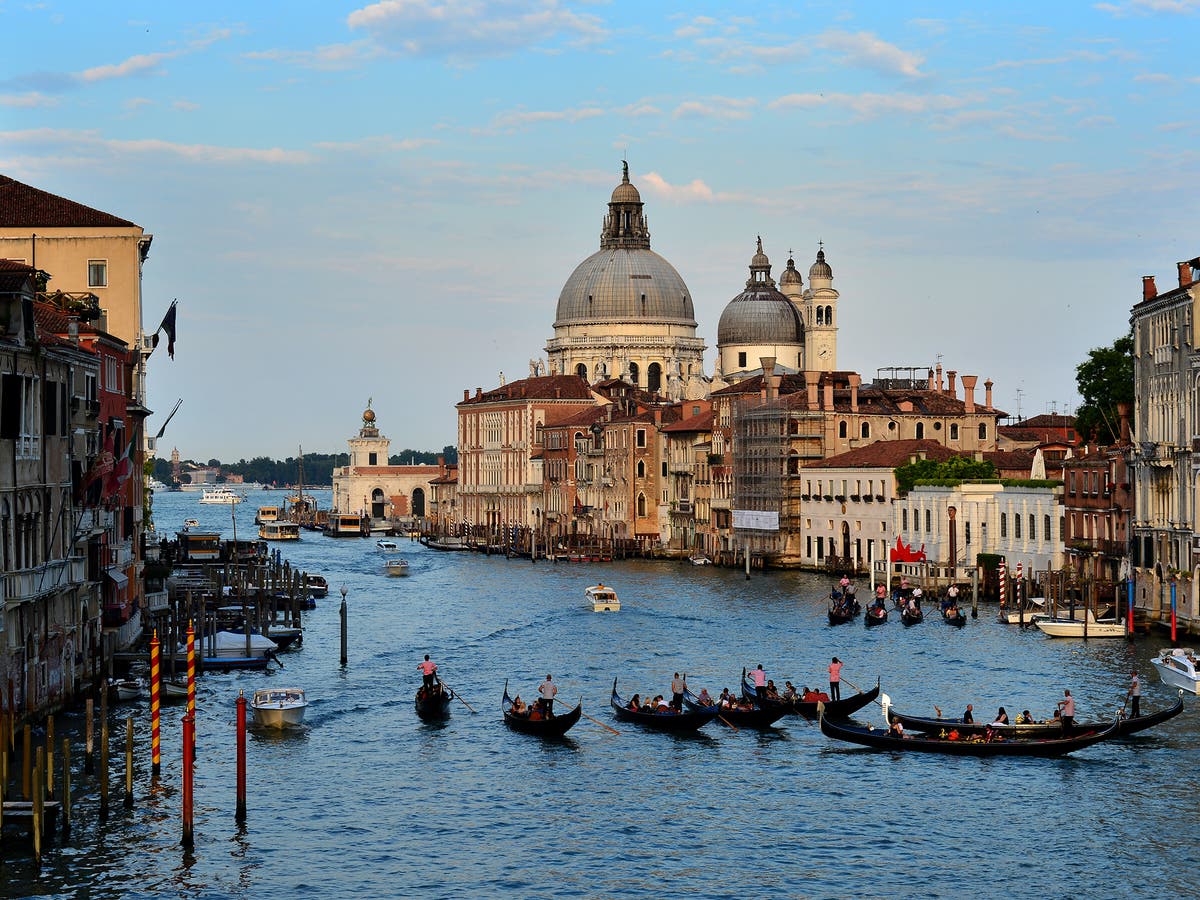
828,657 -> 843,701
1016,709 -> 1034,724
992,707 -> 1009,725
697,687 -> 713,706
718,688 -> 733,709
418,654 -> 438,690
749,664 -> 768,702
874,583 -> 887,607
511,695 -> 528,716
628,693 -> 641,711
764,679 -> 780,702
538,674 -> 557,717
782,681 -> 798,702
888,719 -> 905,738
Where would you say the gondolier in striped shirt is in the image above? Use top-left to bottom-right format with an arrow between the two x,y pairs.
538,674 -> 558,717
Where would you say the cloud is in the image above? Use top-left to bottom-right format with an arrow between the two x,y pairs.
1096,0 -> 1199,15
346,0 -> 606,59
76,28 -> 233,84
769,91 -> 973,120
817,30 -> 925,78
0,91 -> 59,108
672,96 -> 757,120
1133,72 -> 1172,82
173,99 -> 200,112
639,172 -> 714,202
491,105 -> 605,129
243,41 -> 379,71
0,128 -> 311,165
123,97 -> 154,111
314,135 -> 440,152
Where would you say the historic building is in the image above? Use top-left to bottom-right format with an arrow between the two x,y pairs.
330,404 -> 449,524
544,164 -> 708,400
715,240 -> 805,381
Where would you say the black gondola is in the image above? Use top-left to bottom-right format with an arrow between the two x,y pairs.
828,596 -> 861,626
865,605 -> 888,627
819,708 -> 1120,756
740,668 -> 881,720
502,680 -> 582,737
942,607 -> 966,627
415,680 -> 453,720
682,686 -> 789,729
886,692 -> 1185,740
900,605 -> 924,626
610,678 -> 719,732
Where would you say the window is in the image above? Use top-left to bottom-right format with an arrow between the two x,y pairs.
1069,471 -> 1076,495
1044,515 -> 1051,539
861,422 -> 870,439
738,351 -> 747,368
628,362 -> 639,385
925,509 -> 931,532
636,493 -> 646,517
978,423 -> 987,440
368,452 -> 377,466
824,305 -> 833,324
915,423 -> 925,439
88,260 -> 107,288
965,522 -> 971,545
902,509 -> 909,531
1014,514 -> 1022,539
839,420 -> 847,438
1000,513 -> 1007,538
950,423 -> 958,440
661,461 -> 667,477
636,460 -> 645,478
647,362 -> 662,393
636,429 -> 646,448
576,363 -> 587,380
1029,514 -> 1036,540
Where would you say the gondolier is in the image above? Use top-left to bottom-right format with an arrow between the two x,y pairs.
1057,689 -> 1076,733
828,657 -> 843,701
671,673 -> 685,711
538,674 -> 558,717
1127,671 -> 1140,717
750,664 -> 767,703
418,654 -> 438,690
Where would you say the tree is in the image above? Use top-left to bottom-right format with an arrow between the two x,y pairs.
895,456 -> 996,494
1075,334 -> 1133,444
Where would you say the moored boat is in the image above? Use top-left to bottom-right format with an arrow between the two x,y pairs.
180,630 -> 278,659
740,668 -> 881,720
251,688 -> 308,728
377,539 -> 398,551
1034,612 -> 1127,638
258,520 -> 301,541
610,679 -> 718,732
385,558 -> 410,576
1151,649 -> 1200,694
325,513 -> 367,537
819,708 -> 1121,756
112,679 -> 142,702
305,574 -> 329,598
682,686 -> 788,728
884,694 -> 1184,739
416,681 -> 453,720
502,681 -> 582,736
688,555 -> 712,566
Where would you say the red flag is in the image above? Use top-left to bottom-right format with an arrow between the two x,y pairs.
104,438 -> 133,498
151,301 -> 177,359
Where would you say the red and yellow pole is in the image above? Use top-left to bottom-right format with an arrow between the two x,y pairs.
150,629 -> 161,777
186,621 -> 196,751
181,711 -> 194,850
235,691 -> 247,823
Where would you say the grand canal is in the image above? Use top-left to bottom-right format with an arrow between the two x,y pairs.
2,489 -> 1195,899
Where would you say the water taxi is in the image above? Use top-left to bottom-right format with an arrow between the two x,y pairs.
1151,648 -> 1200,694
251,688 -> 308,728
377,539 -> 398,551
325,513 -> 367,537
385,558 -> 410,576
586,583 -> 620,612
199,487 -> 244,504
255,506 -> 280,524
259,520 -> 301,541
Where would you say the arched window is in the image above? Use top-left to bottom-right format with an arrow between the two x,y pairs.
1000,513 -> 1007,538
825,306 -> 833,324
637,493 -> 646,517
950,423 -> 959,440
1029,514 -> 1036,540
978,423 -> 987,440
916,423 -> 925,439
647,362 -> 662,393
861,422 -> 870,439
628,362 -> 639,385
575,363 -> 588,380
816,307 -> 824,325
636,460 -> 645,478
1044,515 -> 1051,539
839,420 -> 848,439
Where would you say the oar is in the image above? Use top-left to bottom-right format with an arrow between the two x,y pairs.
581,709 -> 620,735
841,676 -> 885,708
439,678 -> 476,713
717,714 -> 740,732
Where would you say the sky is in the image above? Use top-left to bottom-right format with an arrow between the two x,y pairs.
2,0 -> 1197,461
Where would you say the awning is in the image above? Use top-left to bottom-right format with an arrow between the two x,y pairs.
105,570 -> 130,590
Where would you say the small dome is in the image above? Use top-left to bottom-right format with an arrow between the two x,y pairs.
750,236 -> 769,269
780,255 -> 803,286
611,161 -> 641,204
809,247 -> 832,280
717,287 -> 804,346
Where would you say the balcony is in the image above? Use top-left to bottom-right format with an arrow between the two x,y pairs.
711,497 -> 731,510
2,557 -> 87,607
145,589 -> 169,612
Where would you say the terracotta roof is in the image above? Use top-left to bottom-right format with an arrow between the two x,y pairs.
712,373 -> 808,397
806,439 -> 960,469
545,407 -> 608,429
662,410 -> 714,433
984,450 -> 1035,472
0,175 -> 137,228
459,375 -> 595,405
1019,414 -> 1074,428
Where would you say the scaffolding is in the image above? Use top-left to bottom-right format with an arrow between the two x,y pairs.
732,397 -> 789,559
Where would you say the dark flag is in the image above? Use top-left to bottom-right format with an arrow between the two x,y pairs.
152,301 -> 178,358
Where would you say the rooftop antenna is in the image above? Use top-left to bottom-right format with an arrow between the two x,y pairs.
1015,388 -> 1024,421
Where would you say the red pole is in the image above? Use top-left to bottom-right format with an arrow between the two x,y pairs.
236,691 -> 247,823
187,621 -> 196,751
1170,579 -> 1178,643
181,712 -> 194,850
150,630 -> 161,777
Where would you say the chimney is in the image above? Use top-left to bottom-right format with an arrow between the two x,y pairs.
805,371 -> 820,410
947,370 -> 957,400
464,389 -> 470,402
654,408 -> 662,425
1117,401 -> 1132,445
1179,262 -> 1193,288
984,379 -> 993,409
848,373 -> 861,413
936,362 -> 944,393
1142,275 -> 1157,301
823,379 -> 834,411
961,375 -> 978,414
761,357 -> 779,402
927,369 -> 935,391
475,387 -> 482,399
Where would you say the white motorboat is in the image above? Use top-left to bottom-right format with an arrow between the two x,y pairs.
148,477 -> 168,491
181,630 -> 278,659
377,539 -> 398,550
1000,597 -> 1046,624
385,558 -> 410,576
688,555 -> 712,566
1034,609 -> 1127,638
112,679 -> 142,701
1151,648 -> 1200,694
586,583 -> 620,612
199,488 -> 244,504
183,518 -> 199,529
251,688 -> 308,728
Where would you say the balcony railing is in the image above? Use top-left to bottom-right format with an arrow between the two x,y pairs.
145,589 -> 169,612
2,557 -> 88,607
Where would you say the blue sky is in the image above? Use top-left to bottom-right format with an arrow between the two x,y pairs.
2,0 -> 1196,460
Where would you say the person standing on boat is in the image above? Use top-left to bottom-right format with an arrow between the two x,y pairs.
671,672 -> 685,711
962,703 -> 974,723
418,654 -> 438,690
1127,671 -> 1141,717
538,674 -> 558,717
750,664 -> 768,703
828,657 -> 843,701
1056,689 -> 1075,733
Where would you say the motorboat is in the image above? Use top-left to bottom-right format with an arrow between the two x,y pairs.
1034,609 -> 1127,638
377,539 -> 398,551
1151,648 -> 1200,694
161,678 -> 189,702
255,506 -> 281,524
112,679 -> 142,702
199,487 -> 244,504
586,584 -> 620,612
259,521 -> 301,541
148,477 -> 168,491
250,688 -> 308,728
305,574 -> 329,598
325,514 -> 367,537
183,518 -> 199,528
688,555 -> 712,566
182,630 -> 278,659
386,558 -> 410,576
1000,597 -> 1046,624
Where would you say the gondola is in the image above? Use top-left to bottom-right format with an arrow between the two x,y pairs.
682,686 -> 789,729
942,607 -> 966,627
502,680 -> 582,737
820,707 -> 1121,756
610,679 -> 719,732
885,692 -> 1185,740
864,605 -> 888,627
740,668 -> 881,720
900,605 -> 924,626
828,596 -> 861,625
415,680 -> 453,721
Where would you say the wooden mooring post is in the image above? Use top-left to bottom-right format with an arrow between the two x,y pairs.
61,737 -> 71,836
85,697 -> 94,774
99,715 -> 109,820
124,717 -> 134,810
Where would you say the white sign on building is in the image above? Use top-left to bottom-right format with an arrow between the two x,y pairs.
732,509 -> 780,531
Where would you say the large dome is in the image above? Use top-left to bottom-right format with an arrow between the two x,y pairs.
554,248 -> 697,327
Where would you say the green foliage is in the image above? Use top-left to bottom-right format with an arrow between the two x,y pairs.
153,447 -> 456,487
1074,333 -> 1133,444
895,456 -> 997,494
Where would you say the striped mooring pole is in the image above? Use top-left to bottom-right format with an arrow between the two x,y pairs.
187,621 -> 197,751
150,630 -> 161,777
998,559 -> 1007,608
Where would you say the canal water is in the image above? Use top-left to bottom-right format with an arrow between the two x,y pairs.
1,489 -> 1195,899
